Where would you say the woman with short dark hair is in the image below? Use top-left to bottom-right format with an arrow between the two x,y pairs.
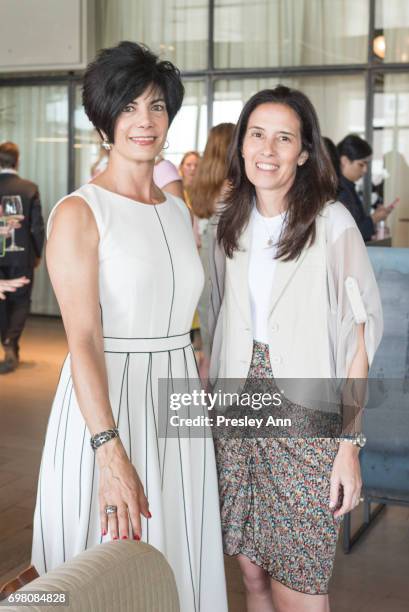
31,41 -> 228,611
209,87 -> 383,611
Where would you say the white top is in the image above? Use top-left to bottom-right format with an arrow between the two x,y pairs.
248,205 -> 285,344
47,183 -> 204,338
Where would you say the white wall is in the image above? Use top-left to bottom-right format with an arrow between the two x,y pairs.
0,0 -> 94,72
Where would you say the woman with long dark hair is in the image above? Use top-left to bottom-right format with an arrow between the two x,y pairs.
209,86 -> 383,611
31,41 -> 228,611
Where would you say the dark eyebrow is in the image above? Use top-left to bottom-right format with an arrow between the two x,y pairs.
128,97 -> 166,105
247,126 -> 296,137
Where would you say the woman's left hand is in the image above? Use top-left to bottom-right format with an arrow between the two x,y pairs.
0,277 -> 30,299
329,441 -> 362,518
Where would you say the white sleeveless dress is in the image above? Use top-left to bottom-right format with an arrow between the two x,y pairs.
31,183 -> 228,612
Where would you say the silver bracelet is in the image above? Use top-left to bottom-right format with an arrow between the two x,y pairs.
90,427 -> 119,451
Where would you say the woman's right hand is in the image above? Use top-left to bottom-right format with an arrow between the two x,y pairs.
96,437 -> 150,541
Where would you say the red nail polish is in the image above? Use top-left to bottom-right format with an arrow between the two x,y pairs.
122,535 -> 128,539
147,512 -> 152,519
113,536 -> 118,540
134,534 -> 141,541
102,529 -> 107,536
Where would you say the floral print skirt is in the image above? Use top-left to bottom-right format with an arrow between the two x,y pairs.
214,340 -> 342,595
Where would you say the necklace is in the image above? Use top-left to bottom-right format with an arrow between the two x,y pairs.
255,203 -> 278,249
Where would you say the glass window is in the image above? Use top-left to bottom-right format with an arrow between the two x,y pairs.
167,80 -> 207,164
213,76 -> 366,143
214,0 -> 369,68
375,0 -> 409,62
0,85 -> 68,314
74,85 -> 103,187
97,0 -> 208,71
373,73 -> 409,246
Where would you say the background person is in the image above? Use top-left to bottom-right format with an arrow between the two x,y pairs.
153,156 -> 184,198
337,134 -> 394,241
0,223 -> 30,299
179,150 -> 201,207
0,141 -> 44,373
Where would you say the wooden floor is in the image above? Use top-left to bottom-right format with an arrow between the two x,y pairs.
0,316 -> 408,611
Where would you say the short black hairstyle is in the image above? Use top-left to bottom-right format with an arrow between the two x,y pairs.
82,41 -> 184,143
337,134 -> 372,162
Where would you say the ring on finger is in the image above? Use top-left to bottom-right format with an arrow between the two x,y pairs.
105,505 -> 118,515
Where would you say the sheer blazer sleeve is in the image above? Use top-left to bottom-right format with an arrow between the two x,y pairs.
326,204 -> 383,381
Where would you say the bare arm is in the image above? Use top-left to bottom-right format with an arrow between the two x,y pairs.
330,323 -> 367,517
47,197 -> 149,539
47,197 -> 114,435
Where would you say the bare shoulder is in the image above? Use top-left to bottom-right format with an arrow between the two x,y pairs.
49,195 -> 98,241
52,195 -> 95,225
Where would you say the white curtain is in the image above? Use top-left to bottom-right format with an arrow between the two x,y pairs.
0,85 -> 68,315
166,81 -> 207,164
97,0 -> 208,70
213,75 -> 366,143
214,0 -> 369,68
377,74 -> 409,247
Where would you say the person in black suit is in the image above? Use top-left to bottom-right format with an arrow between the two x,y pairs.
337,134 -> 392,241
0,141 -> 44,373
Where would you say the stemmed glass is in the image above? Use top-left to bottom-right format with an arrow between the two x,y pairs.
0,196 -> 25,252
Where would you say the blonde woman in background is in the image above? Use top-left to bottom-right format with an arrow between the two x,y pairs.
179,150 -> 201,208
190,123 -> 235,382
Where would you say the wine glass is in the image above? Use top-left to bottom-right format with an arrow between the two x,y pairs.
1,196 -> 24,252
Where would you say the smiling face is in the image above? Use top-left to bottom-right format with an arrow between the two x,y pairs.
111,86 -> 169,163
180,153 -> 200,185
241,102 -> 308,200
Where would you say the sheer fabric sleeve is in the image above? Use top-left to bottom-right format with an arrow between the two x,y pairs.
327,217 -> 383,434
327,223 -> 383,380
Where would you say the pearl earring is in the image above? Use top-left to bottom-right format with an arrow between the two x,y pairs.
102,138 -> 112,151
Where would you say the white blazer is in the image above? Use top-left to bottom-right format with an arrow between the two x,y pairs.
208,202 -> 383,388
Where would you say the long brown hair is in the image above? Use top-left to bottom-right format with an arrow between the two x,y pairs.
218,87 -> 337,260
190,123 -> 235,219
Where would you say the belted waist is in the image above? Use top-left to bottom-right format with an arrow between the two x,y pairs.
103,332 -> 191,353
